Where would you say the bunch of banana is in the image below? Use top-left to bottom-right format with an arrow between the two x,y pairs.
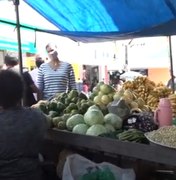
122,77 -> 155,103
169,94 -> 176,117
122,77 -> 173,111
129,98 -> 151,113
113,89 -> 142,112
146,85 -> 172,111
115,89 -> 150,112
151,85 -> 172,98
122,80 -> 135,89
146,95 -> 159,111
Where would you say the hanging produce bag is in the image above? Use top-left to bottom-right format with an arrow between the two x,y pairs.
62,154 -> 135,180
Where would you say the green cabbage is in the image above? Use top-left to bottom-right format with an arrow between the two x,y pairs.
86,124 -> 107,136
104,124 -> 115,133
72,124 -> 89,135
104,113 -> 122,129
66,114 -> 84,130
87,105 -> 100,111
84,109 -> 104,126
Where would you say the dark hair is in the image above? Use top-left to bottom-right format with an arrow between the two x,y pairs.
0,70 -> 23,109
4,55 -> 18,66
35,57 -> 44,68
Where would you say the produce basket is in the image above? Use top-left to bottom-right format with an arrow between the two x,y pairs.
144,126 -> 176,150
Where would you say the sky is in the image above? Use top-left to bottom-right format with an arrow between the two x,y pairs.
0,0 -> 58,30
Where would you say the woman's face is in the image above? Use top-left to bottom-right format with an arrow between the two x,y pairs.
46,44 -> 58,60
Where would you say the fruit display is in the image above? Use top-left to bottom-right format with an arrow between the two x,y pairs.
122,76 -> 172,111
33,90 -> 95,129
32,81 -> 163,144
66,114 -> 85,131
104,113 -> 123,130
90,82 -> 116,107
68,106 -> 123,136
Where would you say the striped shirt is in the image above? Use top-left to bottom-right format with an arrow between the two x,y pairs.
37,61 -> 76,100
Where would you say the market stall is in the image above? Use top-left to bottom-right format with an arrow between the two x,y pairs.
2,1 -> 176,179
46,129 -> 176,167
31,78 -> 176,179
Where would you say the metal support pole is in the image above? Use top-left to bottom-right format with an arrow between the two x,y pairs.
168,36 -> 175,92
125,45 -> 128,65
13,0 -> 24,106
13,0 -> 23,76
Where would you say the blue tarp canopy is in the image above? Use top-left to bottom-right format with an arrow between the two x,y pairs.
23,0 -> 176,42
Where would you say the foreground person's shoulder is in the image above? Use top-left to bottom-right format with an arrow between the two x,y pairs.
24,107 -> 45,116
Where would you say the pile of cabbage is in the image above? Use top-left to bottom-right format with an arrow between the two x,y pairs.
66,105 -> 123,136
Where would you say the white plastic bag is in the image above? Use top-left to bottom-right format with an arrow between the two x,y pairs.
62,154 -> 135,180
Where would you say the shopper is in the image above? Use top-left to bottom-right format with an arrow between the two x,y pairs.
3,54 -> 19,72
0,69 -> 47,180
37,43 -> 76,100
29,55 -> 44,86
82,80 -> 89,94
76,78 -> 83,93
4,55 -> 42,106
29,56 -> 44,100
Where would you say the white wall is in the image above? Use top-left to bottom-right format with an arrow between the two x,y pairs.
127,37 -> 170,68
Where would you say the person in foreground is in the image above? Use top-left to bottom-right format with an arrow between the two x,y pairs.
37,43 -> 76,100
0,70 -> 48,180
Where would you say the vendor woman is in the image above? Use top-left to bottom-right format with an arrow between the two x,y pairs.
0,70 -> 48,180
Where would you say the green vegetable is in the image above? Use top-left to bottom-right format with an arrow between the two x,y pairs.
57,121 -> 66,130
99,129 -> 123,139
68,89 -> 79,99
84,109 -> 104,126
86,124 -> 107,136
98,168 -> 116,180
80,167 -> 116,180
81,103 -> 90,111
61,114 -> 71,122
48,101 -> 57,111
52,116 -> 63,126
48,110 -> 59,118
56,102 -> 66,112
64,98 -> 71,106
104,113 -> 122,130
104,124 -> 115,133
66,114 -> 84,130
118,129 -> 147,143
72,124 -> 89,135
88,105 -> 100,111
100,84 -> 113,94
69,103 -> 78,110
